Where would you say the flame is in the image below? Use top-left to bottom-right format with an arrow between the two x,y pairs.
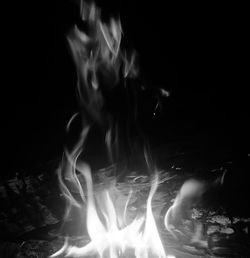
52,161 -> 173,257
50,2 -> 176,257
67,1 -> 137,129
164,179 -> 206,239
50,1 -> 226,256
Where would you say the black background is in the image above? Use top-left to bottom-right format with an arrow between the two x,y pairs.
4,0 -> 249,177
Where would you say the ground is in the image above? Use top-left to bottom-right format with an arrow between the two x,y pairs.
1,129 -> 250,257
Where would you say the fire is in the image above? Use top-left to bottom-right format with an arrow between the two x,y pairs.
53,163 -> 171,258
51,1 -> 178,257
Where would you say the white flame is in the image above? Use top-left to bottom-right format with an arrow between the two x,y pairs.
49,1 -> 227,257
52,159 -> 174,257
164,179 -> 206,239
51,2 -> 176,257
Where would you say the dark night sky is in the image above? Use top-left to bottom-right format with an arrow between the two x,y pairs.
4,1 -> 249,176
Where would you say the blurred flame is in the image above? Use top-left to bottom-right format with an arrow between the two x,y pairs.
164,179 -> 206,239
50,1 -> 223,257
67,1 -> 137,127
66,1 -> 139,166
51,1 -> 175,257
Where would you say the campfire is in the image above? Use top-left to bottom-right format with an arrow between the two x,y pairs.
50,2 -> 177,257
1,1 -> 250,258
50,2 -> 221,257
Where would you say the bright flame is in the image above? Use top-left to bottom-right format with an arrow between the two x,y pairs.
52,161 -> 172,257
51,2 -> 176,257
49,2 -> 227,256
